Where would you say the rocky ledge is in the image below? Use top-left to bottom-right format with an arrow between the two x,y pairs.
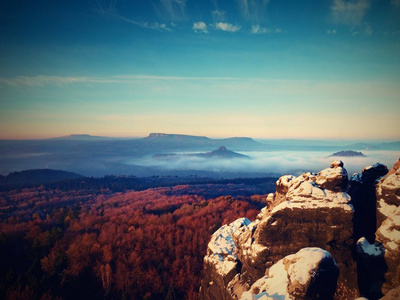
200,158 -> 400,300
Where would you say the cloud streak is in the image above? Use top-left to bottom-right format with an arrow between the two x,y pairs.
237,0 -> 270,22
251,25 -> 282,34
1,75 -> 281,87
95,0 -> 171,31
0,75 -> 251,87
154,0 -> 187,21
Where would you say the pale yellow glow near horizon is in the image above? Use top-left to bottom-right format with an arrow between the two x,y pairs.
1,111 -> 399,140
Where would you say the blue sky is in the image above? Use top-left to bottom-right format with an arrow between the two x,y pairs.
0,0 -> 399,139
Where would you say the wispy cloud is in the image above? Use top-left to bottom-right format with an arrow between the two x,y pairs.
351,22 -> 373,36
251,25 -> 282,34
154,0 -> 187,21
0,76 -> 114,87
95,0 -> 171,31
237,0 -> 270,22
211,10 -> 226,23
193,22 -> 208,33
2,74 -> 320,88
331,0 -> 371,25
215,22 -> 241,32
327,29 -> 337,34
0,75 -> 251,87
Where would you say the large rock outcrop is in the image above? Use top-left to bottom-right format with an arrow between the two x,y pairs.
375,158 -> 400,295
200,161 -> 356,299
234,161 -> 355,288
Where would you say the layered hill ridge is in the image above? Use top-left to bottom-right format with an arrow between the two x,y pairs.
200,158 -> 400,300
0,169 -> 82,187
154,146 -> 249,160
144,133 -> 261,150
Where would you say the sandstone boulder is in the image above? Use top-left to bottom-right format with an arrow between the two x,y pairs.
199,217 -> 251,300
315,160 -> 348,191
240,248 -> 339,300
234,162 -> 355,287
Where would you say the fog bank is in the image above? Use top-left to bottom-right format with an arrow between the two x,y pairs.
131,150 -> 400,177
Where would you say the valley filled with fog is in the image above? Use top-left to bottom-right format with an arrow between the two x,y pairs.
129,149 -> 400,178
1,134 -> 398,178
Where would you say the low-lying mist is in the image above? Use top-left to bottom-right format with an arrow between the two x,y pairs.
130,150 -> 400,177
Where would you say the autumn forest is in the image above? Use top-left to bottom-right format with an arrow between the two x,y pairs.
0,178 -> 274,299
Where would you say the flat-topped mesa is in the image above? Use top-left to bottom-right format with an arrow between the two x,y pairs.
375,157 -> 400,295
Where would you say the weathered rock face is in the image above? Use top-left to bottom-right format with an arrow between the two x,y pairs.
199,218 -> 251,300
349,163 -> 388,243
234,161 -> 355,288
375,158 -> 400,295
240,248 -> 339,300
200,161 -> 356,300
315,160 -> 348,191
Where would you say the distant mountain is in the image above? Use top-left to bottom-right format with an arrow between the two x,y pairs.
329,150 -> 366,157
376,141 -> 400,151
144,133 -> 261,151
52,134 -> 109,140
344,141 -> 400,151
147,133 -> 210,141
154,146 -> 250,160
200,146 -> 250,158
0,169 -> 82,188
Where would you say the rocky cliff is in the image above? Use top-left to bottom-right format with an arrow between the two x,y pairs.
375,158 -> 400,295
199,159 -> 400,299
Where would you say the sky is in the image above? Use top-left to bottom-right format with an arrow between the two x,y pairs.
0,0 -> 399,140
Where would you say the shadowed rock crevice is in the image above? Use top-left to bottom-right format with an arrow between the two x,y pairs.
349,163 -> 388,243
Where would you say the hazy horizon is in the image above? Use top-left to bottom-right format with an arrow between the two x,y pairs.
1,132 -> 400,143
1,0 -> 400,140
